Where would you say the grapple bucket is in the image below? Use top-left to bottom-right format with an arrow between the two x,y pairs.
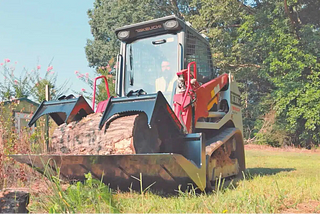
28,96 -> 94,126
11,133 -> 206,192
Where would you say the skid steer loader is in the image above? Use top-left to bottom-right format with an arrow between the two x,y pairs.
12,15 -> 245,192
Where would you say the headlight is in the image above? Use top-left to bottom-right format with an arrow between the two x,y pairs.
164,20 -> 179,30
117,30 -> 130,39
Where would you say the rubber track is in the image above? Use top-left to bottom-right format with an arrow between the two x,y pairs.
205,128 -> 238,167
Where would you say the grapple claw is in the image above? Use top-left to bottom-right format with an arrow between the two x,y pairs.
28,95 -> 94,126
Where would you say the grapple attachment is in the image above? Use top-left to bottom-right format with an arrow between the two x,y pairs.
28,96 -> 94,126
11,133 -> 206,192
99,91 -> 183,134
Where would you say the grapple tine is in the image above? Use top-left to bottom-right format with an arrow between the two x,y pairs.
28,96 -> 94,127
99,92 -> 183,133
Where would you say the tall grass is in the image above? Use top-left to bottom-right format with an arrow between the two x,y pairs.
0,100 -> 46,189
29,171 -> 120,213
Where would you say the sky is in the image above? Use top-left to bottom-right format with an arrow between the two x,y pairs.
0,0 -> 95,96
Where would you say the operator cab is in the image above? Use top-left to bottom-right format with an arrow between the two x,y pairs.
115,15 -> 216,105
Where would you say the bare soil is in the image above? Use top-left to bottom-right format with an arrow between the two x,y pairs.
281,200 -> 320,213
244,144 -> 320,154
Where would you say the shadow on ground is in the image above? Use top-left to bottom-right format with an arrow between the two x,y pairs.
204,167 -> 297,194
245,167 -> 296,178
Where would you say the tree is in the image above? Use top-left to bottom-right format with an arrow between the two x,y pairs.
244,0 -> 320,147
244,0 -> 319,147
189,0 -> 274,140
190,0 -> 320,147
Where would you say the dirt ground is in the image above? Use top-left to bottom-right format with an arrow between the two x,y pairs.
244,143 -> 320,154
281,200 -> 320,213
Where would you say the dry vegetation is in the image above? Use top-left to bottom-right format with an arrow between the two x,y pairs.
0,101 -> 47,190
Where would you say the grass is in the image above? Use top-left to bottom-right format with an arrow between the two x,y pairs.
112,149 -> 320,213
27,148 -> 320,213
28,172 -> 119,213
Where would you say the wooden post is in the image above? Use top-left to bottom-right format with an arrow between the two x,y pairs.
45,85 -> 50,151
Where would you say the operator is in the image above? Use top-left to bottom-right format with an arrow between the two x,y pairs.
155,60 -> 177,94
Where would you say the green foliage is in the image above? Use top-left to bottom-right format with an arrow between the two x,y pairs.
190,0 -> 320,147
0,100 -> 47,153
0,101 -> 18,155
29,67 -> 69,103
35,172 -> 119,213
0,62 -> 30,100
0,100 -> 47,189
0,60 -> 69,102
190,0 -> 275,141
247,0 -> 320,147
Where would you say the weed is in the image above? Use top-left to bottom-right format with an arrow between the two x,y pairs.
30,170 -> 120,213
0,100 -> 48,190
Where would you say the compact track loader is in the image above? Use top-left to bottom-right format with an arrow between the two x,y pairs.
12,15 -> 245,192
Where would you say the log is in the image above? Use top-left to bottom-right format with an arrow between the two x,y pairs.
50,113 -> 136,155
